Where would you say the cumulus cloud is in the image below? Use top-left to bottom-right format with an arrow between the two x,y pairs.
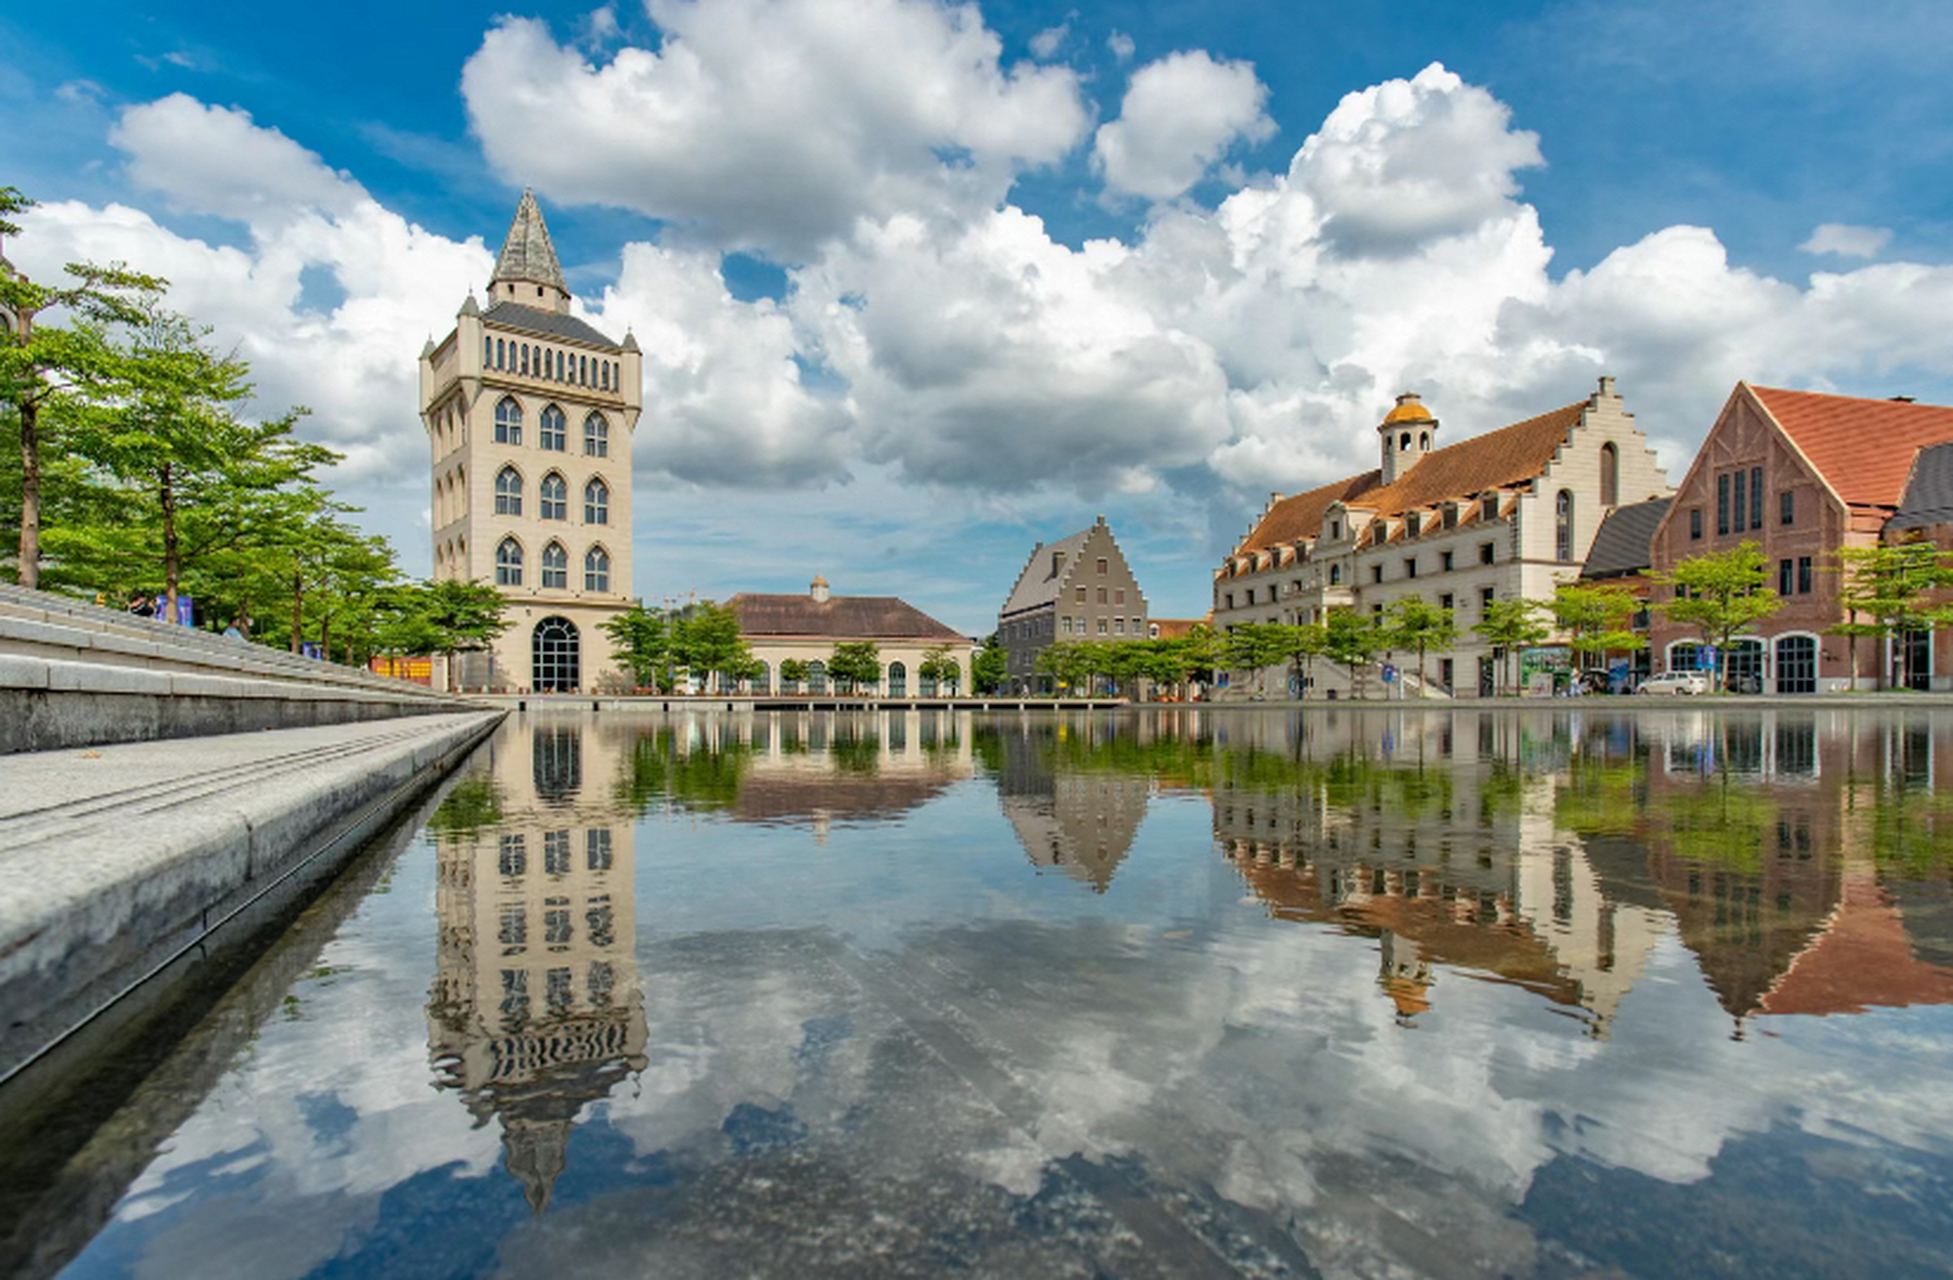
1107,30 -> 1135,63
1028,23 -> 1067,59
459,0 -> 1090,260
1799,222 -> 1893,258
1092,50 -> 1275,200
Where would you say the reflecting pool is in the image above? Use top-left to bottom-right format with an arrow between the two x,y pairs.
10,706 -> 1953,1279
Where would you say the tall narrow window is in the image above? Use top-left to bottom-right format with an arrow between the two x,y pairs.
1717,473 -> 1731,535
495,537 -> 523,586
1798,556 -> 1813,594
1781,490 -> 1795,526
495,338 -> 506,370
1733,469 -> 1748,532
539,472 -> 567,520
494,466 -> 522,515
1555,489 -> 1574,561
1600,442 -> 1619,507
584,477 -> 609,524
483,335 -> 493,366
539,404 -> 567,451
1690,508 -> 1703,540
1779,559 -> 1794,595
494,396 -> 522,445
584,412 -> 608,457
1750,466 -> 1763,528
519,344 -> 530,376
541,541 -> 568,589
585,546 -> 610,592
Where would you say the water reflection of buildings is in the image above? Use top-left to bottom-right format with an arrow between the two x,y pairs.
1213,711 -> 1665,1036
1631,710 -> 1953,1023
994,722 -> 1153,893
427,717 -> 647,1214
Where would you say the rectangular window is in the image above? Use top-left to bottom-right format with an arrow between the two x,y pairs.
1798,556 -> 1813,594
1114,618 -> 1125,635
1371,565 -> 1384,584
498,834 -> 526,877
1406,513 -> 1422,537
544,829 -> 571,875
1096,618 -> 1107,635
1441,551 -> 1454,572
1733,469 -> 1747,532
1480,586 -> 1495,609
1224,592 -> 1234,609
1115,588 -> 1125,605
1440,658 -> 1454,687
1482,494 -> 1499,520
1330,520 -> 1342,540
1404,558 -> 1418,578
1061,616 -> 1071,635
1097,557 -> 1108,575
1075,586 -> 1086,603
1479,542 -> 1495,565
1718,473 -> 1731,535
586,828 -> 612,871
1439,593 -> 1455,611
1780,490 -> 1794,526
1690,507 -> 1703,540
1779,559 -> 1794,595
1244,587 -> 1254,605
1097,587 -> 1108,604
1751,466 -> 1764,528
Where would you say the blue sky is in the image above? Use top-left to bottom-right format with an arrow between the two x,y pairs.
5,0 -> 1951,632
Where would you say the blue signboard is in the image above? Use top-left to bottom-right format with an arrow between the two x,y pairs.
301,642 -> 324,660
1380,664 -> 1397,684
1698,645 -> 1717,671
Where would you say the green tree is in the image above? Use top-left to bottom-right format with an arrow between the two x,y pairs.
971,635 -> 1006,693
919,643 -> 964,695
1828,541 -> 1953,691
1222,623 -> 1293,698
1472,598 -> 1550,696
827,640 -> 883,693
1653,541 -> 1783,693
778,657 -> 810,693
673,599 -> 758,693
1324,608 -> 1384,698
600,603 -> 676,692
1275,622 -> 1329,699
402,578 -> 510,692
1035,639 -> 1099,694
1383,598 -> 1457,697
58,311 -> 336,620
1,186 -> 168,589
1549,581 -> 1645,678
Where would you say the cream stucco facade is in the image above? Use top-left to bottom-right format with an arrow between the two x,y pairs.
420,191 -> 643,692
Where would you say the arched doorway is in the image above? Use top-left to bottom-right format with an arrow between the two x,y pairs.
1775,634 -> 1816,694
532,616 -> 580,692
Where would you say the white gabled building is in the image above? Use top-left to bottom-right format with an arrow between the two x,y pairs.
1213,378 -> 1671,697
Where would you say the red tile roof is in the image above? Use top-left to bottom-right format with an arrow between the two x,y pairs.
1232,401 -> 1586,556
729,593 -> 966,642
1750,386 -> 1953,512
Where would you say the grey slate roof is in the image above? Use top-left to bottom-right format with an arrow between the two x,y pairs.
1580,497 -> 1672,579
482,302 -> 620,350
1000,529 -> 1092,616
491,189 -> 568,294
1890,442 -> 1953,530
729,594 -> 966,642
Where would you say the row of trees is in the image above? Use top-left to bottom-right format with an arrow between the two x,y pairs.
600,606 -> 971,696
2,187 -> 510,684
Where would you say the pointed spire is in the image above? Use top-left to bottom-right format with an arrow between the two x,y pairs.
621,328 -> 639,352
459,290 -> 479,317
490,188 -> 567,296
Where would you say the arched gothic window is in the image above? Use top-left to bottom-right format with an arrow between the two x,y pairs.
1600,442 -> 1620,507
578,355 -> 588,386
539,472 -> 567,521
600,362 -> 610,392
494,396 -> 522,445
541,541 -> 568,589
483,335 -> 492,366
495,466 -> 522,515
1556,489 -> 1574,561
495,338 -> 506,370
539,404 -> 567,452
495,537 -> 523,586
584,545 -> 610,592
584,477 -> 609,525
584,413 -> 608,457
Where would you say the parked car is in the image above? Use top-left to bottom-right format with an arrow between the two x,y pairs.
1637,671 -> 1709,695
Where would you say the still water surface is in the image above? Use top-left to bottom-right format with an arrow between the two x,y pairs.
22,707 -> 1953,1278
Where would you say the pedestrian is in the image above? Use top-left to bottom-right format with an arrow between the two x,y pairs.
126,592 -> 152,617
222,614 -> 249,641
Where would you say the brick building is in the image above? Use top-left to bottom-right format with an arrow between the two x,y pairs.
996,517 -> 1150,695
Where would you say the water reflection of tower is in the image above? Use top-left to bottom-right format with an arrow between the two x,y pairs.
995,723 -> 1152,893
428,718 -> 647,1214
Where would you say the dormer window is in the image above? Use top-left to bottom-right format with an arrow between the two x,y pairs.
1330,519 -> 1342,540
1406,513 -> 1422,537
1481,493 -> 1499,521
1442,502 -> 1458,529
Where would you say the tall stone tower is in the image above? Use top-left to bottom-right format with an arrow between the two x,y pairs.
419,190 -> 642,692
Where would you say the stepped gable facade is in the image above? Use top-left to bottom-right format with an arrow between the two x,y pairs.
1648,384 -> 1953,693
1214,377 -> 1670,697
420,190 -> 643,693
996,516 -> 1150,695
729,577 -> 972,696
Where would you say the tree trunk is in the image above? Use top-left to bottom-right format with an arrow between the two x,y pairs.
17,394 -> 40,591
161,462 -> 180,624
320,609 -> 332,663
291,571 -> 304,653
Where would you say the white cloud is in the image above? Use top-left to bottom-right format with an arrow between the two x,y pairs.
109,94 -> 362,224
459,0 -> 1090,260
1799,221 -> 1893,258
1107,30 -> 1135,63
1092,50 -> 1275,201
1028,23 -> 1067,60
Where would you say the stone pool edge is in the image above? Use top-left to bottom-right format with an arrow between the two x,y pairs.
0,709 -> 505,1085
